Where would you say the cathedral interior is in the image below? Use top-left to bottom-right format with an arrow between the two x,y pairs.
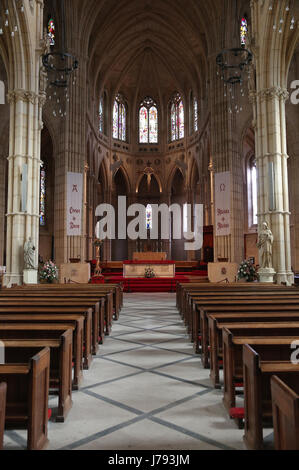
0,0 -> 299,453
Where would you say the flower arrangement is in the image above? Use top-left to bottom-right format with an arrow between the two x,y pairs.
39,260 -> 59,283
237,259 -> 258,282
144,266 -> 155,278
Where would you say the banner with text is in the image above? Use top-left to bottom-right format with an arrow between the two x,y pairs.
67,172 -> 83,236
215,171 -> 231,236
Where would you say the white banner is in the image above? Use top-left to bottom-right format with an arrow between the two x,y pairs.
67,172 -> 83,236
215,171 -> 231,236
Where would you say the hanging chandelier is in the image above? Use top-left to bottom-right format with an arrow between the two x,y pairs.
269,0 -> 296,32
216,15 -> 253,115
0,0 -> 24,37
41,0 -> 78,118
42,52 -> 78,89
216,48 -> 253,85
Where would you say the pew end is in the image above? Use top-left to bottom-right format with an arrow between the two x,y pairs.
271,375 -> 299,450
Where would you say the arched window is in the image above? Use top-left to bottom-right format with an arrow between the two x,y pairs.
40,162 -> 46,226
139,97 -> 158,144
248,156 -> 258,226
113,93 -> 127,141
48,18 -> 55,46
170,93 -> 184,142
99,92 -> 107,134
240,16 -> 248,47
99,96 -> 104,133
193,96 -> 198,133
146,204 -> 153,230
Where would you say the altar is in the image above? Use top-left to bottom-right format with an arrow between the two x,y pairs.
133,252 -> 167,261
123,260 -> 175,278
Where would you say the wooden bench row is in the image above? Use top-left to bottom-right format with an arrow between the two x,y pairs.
0,282 -> 123,450
176,281 -> 299,450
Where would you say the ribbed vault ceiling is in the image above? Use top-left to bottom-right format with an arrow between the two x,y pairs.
80,0 -> 219,102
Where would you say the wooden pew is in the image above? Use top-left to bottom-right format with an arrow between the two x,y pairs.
219,322 -> 299,390
188,293 -> 299,342
222,327 -> 298,411
187,291 -> 299,331
176,283 -> 298,317
197,302 -> 299,364
178,285 -> 298,326
0,347 -> 50,450
15,282 -> 124,318
243,344 -> 299,450
0,382 -> 6,451
0,326 -> 73,422
0,298 -> 102,357
8,284 -> 119,330
0,315 -> 84,389
0,306 -> 92,370
210,317 -> 299,388
271,375 -> 299,450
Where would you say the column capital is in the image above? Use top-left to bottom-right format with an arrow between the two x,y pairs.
258,87 -> 289,102
7,89 -> 39,105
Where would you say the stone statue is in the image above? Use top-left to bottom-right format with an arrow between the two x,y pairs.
24,237 -> 36,270
257,222 -> 274,269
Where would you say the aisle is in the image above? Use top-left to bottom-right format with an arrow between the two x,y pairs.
4,293 -> 246,450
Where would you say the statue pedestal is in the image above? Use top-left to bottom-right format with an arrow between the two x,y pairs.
258,268 -> 276,284
23,269 -> 38,285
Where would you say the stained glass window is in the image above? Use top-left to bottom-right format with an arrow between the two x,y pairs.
139,97 -> 158,144
113,100 -> 118,139
146,204 -> 153,230
48,18 -> 55,47
170,93 -> 184,142
99,96 -> 104,133
178,100 -> 184,139
40,163 -> 46,226
193,97 -> 198,132
240,17 -> 248,47
113,94 -> 127,141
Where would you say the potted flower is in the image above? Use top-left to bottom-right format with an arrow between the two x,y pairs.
39,260 -> 59,284
237,259 -> 258,282
144,266 -> 155,278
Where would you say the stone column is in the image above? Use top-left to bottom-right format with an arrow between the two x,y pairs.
255,87 -> 294,284
209,59 -> 244,264
54,55 -> 87,266
4,90 -> 45,286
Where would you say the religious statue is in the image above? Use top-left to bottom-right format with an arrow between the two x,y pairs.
257,222 -> 274,269
24,237 -> 36,270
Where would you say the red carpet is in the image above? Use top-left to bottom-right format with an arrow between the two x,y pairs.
92,275 -> 190,292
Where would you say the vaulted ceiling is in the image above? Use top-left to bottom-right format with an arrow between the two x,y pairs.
85,0 -> 214,103
45,0 -> 250,105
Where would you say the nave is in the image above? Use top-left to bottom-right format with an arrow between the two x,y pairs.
3,293 -> 258,451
